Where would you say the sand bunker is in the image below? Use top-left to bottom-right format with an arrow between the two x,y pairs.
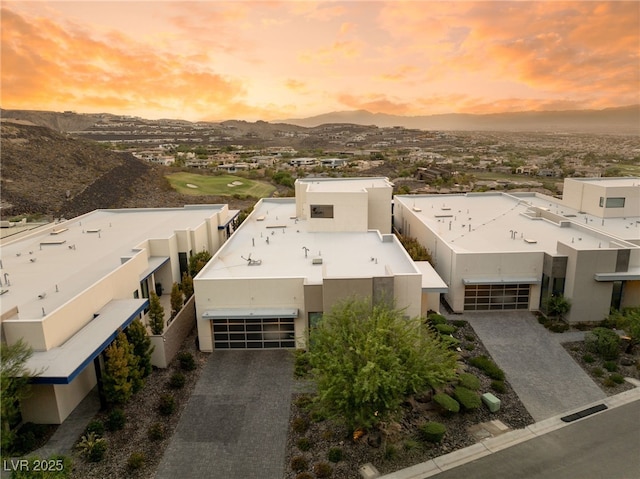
186,183 -> 199,189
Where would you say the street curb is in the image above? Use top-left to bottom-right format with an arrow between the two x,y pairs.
377,385 -> 640,479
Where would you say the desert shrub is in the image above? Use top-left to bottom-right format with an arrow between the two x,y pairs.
403,438 -> 421,451
433,393 -> 460,416
84,420 -> 104,437
76,432 -> 107,462
452,320 -> 467,328
148,422 -> 165,441
427,313 -> 447,325
491,380 -> 506,393
440,335 -> 460,349
591,367 -> 604,377
454,386 -> 481,410
313,462 -> 333,478
106,408 -> 126,431
292,417 -> 310,434
609,373 -> 625,384
297,437 -> 311,451
582,353 -> 595,363
458,372 -> 481,390
464,343 -> 476,351
585,327 -> 621,360
464,333 -> 476,342
321,428 -> 334,441
435,324 -> 456,335
294,394 -> 313,409
419,422 -> 446,443
177,351 -> 197,371
603,377 -> 616,388
603,361 -> 618,372
169,372 -> 186,389
383,444 -> 398,461
158,394 -> 176,416
469,355 -> 505,380
295,473 -> 314,479
127,452 -> 145,470
290,456 -> 308,472
293,350 -> 312,378
327,447 -> 343,462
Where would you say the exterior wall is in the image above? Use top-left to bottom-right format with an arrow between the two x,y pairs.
149,236 -> 181,284
562,179 -> 640,219
53,365 -> 97,424
20,385 -> 60,424
322,278 -> 373,311
393,274 -> 422,317
194,277 -> 306,352
366,185 -> 392,234
558,244 -> 618,323
306,191 -> 369,232
622,281 -> 640,309
422,292 -> 441,315
150,295 -> 196,368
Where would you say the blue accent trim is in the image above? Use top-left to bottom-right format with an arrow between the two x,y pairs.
29,299 -> 149,385
141,257 -> 170,281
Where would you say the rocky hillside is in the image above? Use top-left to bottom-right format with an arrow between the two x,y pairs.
0,121 -> 251,219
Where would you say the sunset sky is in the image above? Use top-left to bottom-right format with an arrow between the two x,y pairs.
2,1 -> 639,122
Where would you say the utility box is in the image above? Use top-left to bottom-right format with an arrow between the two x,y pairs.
482,392 -> 501,413
359,463 -> 380,479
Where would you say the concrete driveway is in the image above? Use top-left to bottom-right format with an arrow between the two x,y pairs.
451,312 -> 606,421
155,350 -> 294,479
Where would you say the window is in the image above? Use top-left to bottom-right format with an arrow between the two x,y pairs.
599,197 -> 625,208
310,205 -> 334,218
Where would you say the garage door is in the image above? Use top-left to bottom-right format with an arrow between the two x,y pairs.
464,284 -> 530,311
212,317 -> 295,349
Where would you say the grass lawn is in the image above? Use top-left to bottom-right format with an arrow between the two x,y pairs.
166,172 -> 276,197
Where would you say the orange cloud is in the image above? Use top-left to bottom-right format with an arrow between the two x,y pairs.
378,65 -> 420,82
285,79 -> 308,93
299,39 -> 363,65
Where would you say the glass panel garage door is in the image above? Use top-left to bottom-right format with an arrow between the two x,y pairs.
212,317 -> 296,349
464,284 -> 530,311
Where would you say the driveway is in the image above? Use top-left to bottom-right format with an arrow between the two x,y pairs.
155,350 -> 294,479
450,312 -> 606,421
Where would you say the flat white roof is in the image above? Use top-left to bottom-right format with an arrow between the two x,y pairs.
198,199 -> 418,282
567,177 -> 640,188
298,177 -> 392,192
396,193 -> 639,254
1,206 -> 228,320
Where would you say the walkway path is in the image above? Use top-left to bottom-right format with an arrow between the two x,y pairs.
451,312 -> 606,421
155,350 -> 294,479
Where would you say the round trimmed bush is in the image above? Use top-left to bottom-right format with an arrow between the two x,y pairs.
591,367 -> 604,377
313,462 -> 333,478
433,393 -> 460,416
458,373 -> 481,390
610,373 -> 625,384
469,355 -> 505,381
427,313 -> 447,325
106,408 -> 126,431
297,437 -> 311,451
582,353 -> 595,363
292,417 -> 309,434
585,328 -> 621,360
491,380 -> 506,393
435,324 -> 456,335
419,422 -> 446,443
177,351 -> 197,371
85,420 -> 104,437
148,422 -> 165,441
127,452 -> 145,470
169,372 -> 186,389
158,394 -> 176,416
327,447 -> 343,463
603,361 -> 618,372
453,386 -> 481,410
290,456 -> 308,472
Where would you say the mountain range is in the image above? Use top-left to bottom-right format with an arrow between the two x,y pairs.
277,105 -> 640,134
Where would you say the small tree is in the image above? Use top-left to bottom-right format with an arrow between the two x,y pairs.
308,298 -> 458,432
1,340 -> 34,452
188,250 -> 212,276
103,331 -> 141,404
148,291 -> 165,335
170,282 -> 184,318
396,234 -> 433,263
544,294 -> 571,321
181,272 -> 194,300
610,307 -> 640,351
125,318 -> 154,378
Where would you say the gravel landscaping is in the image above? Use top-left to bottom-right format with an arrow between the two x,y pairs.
283,320 -> 535,479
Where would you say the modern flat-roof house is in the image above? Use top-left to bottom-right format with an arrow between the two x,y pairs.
0,205 -> 237,424
194,177 -> 447,352
394,177 -> 640,323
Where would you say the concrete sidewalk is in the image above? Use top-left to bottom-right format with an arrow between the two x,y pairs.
454,312 -> 606,421
155,350 -> 294,479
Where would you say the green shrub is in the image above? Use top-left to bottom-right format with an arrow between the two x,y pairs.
469,355 -> 505,380
106,408 -> 126,431
295,473 -> 314,479
84,420 -> 105,437
76,432 -> 107,462
327,447 -> 343,462
177,351 -> 197,371
290,456 -> 308,472
548,322 -> 569,333
585,328 -> 621,360
582,353 -> 595,363
383,444 -> 398,461
148,423 -> 165,441
313,462 -> 333,478
453,386 -> 481,410
458,373 -> 481,390
127,452 -> 145,470
403,438 -> 421,451
440,335 -> 460,349
419,422 -> 446,443
169,372 -> 186,389
292,417 -> 309,434
591,367 -> 604,377
293,350 -> 312,378
603,361 -> 618,372
321,428 -> 334,441
435,324 -> 456,335
433,393 -> 460,416
610,373 -> 625,384
603,377 -> 616,388
491,380 -> 506,393
294,394 -> 313,409
158,394 -> 176,416
297,437 -> 311,451
464,333 -> 476,341
452,320 -> 467,328
427,313 -> 447,325
464,343 -> 476,351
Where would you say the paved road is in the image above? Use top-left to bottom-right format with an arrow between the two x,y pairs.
155,350 -> 294,479
429,400 -> 640,479
457,312 -> 606,421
